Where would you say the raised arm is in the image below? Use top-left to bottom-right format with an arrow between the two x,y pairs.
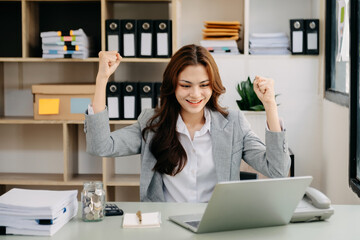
92,51 -> 122,113
253,76 -> 281,132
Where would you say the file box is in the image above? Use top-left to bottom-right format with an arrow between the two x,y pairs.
32,84 -> 95,120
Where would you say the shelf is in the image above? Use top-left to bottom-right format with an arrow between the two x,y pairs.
0,117 -> 137,125
66,174 -> 103,185
0,0 -> 174,202
0,58 -> 99,63
109,120 -> 137,125
106,0 -> 171,2
246,55 -> 320,59
107,174 -> 140,186
26,0 -> 100,2
0,173 -> 64,185
0,55 -> 320,62
118,58 -> 171,63
0,57 -> 170,63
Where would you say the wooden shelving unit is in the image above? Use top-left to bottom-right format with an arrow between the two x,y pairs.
0,0 -> 178,201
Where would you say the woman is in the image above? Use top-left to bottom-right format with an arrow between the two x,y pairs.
85,44 -> 290,202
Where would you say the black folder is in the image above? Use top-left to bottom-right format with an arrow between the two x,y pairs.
304,19 -> 319,55
120,20 -> 137,58
121,82 -> 138,120
139,82 -> 155,112
155,82 -> 162,108
137,20 -> 154,58
106,82 -> 122,120
154,20 -> 172,58
105,19 -> 121,52
290,19 -> 305,55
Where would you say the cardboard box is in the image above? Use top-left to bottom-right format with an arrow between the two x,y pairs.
32,84 -> 95,120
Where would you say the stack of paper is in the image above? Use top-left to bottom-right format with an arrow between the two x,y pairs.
202,21 -> 241,41
249,32 -> 291,55
40,28 -> 90,59
0,188 -> 78,236
200,39 -> 239,55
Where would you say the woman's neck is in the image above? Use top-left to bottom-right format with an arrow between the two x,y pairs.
180,109 -> 206,135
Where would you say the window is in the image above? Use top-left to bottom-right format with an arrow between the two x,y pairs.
325,0 -> 350,106
349,0 -> 360,197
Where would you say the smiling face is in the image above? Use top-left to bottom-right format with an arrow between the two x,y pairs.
175,64 -> 213,118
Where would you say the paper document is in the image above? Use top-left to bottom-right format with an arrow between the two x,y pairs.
0,188 -> 78,236
122,212 -> 161,228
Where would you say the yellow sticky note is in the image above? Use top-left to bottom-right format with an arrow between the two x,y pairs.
39,99 -> 60,115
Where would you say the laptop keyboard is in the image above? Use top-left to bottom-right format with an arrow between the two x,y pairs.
185,221 -> 200,228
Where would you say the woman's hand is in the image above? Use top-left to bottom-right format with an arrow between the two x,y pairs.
253,76 -> 276,109
92,51 -> 121,114
253,76 -> 281,132
97,51 -> 122,81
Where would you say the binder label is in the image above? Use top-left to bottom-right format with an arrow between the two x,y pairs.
124,34 -> 135,56
108,97 -> 119,118
124,96 -> 136,118
141,98 -> 152,111
307,33 -> 317,50
157,33 -> 168,56
108,35 -> 119,52
292,31 -> 303,53
141,33 -> 152,56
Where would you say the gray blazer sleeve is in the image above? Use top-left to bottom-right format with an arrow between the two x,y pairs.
238,111 -> 291,178
84,108 -> 152,157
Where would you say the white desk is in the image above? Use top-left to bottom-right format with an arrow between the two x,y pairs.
2,203 -> 360,240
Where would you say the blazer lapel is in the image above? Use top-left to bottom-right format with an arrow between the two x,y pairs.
210,110 -> 233,182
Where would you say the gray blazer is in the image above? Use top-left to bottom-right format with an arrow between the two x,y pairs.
84,108 -> 291,202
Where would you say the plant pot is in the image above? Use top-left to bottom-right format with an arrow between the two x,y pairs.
241,110 -> 266,142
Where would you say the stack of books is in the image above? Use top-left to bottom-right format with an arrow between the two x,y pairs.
202,21 -> 241,41
249,32 -> 290,55
40,28 -> 90,59
0,188 -> 78,236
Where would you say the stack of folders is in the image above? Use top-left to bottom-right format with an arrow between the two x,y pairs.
202,21 -> 241,41
0,188 -> 78,236
40,28 -> 90,59
249,32 -> 291,55
201,21 -> 241,55
105,19 -> 172,58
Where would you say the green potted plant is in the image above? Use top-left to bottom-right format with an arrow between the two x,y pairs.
236,76 -> 279,111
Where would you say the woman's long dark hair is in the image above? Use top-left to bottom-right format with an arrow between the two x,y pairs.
142,44 -> 228,176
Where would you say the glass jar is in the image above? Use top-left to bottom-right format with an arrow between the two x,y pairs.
81,181 -> 106,222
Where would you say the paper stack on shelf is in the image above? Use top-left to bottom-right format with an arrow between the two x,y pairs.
0,188 -> 78,236
202,21 -> 241,41
40,28 -> 90,59
200,39 -> 239,55
249,32 -> 291,55
201,21 -> 241,55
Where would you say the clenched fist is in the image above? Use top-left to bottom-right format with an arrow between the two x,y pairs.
97,51 -> 122,81
253,76 -> 277,108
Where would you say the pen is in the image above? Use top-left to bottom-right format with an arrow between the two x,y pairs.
136,210 -> 142,224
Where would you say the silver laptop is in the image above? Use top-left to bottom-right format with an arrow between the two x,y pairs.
169,176 -> 312,233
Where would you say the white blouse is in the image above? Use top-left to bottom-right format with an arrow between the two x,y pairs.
162,108 -> 217,203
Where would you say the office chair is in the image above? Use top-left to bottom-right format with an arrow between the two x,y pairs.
240,171 -> 258,180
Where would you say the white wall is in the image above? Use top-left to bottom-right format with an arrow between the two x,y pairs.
322,100 -> 360,204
